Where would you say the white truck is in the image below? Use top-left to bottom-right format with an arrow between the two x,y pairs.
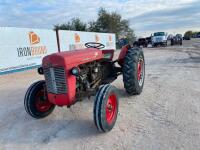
152,32 -> 168,47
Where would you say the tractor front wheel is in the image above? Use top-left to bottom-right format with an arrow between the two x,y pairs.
122,47 -> 145,95
94,84 -> 119,132
24,80 -> 55,119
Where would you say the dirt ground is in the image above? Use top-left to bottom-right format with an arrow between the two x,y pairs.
0,39 -> 200,150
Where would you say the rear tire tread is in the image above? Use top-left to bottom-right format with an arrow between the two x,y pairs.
122,47 -> 145,95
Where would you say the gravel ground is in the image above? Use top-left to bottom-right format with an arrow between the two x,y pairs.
0,39 -> 200,150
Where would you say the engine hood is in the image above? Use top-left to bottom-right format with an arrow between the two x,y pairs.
42,48 -> 104,68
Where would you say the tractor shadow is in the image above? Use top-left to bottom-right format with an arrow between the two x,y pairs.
37,118 -> 101,144
0,87 -> 133,146
115,88 -> 138,99
0,88 -> 101,145
0,111 -> 101,145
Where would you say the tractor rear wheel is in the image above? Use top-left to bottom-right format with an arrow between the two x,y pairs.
94,84 -> 119,132
122,47 -> 145,95
24,80 -> 55,119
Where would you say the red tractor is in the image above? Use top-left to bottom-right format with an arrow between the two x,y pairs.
24,43 -> 145,132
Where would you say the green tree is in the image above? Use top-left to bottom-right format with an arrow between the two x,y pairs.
54,18 -> 87,31
88,8 -> 135,41
88,21 -> 100,32
184,31 -> 194,37
54,8 -> 135,42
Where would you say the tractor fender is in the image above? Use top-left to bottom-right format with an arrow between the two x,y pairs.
118,44 -> 131,66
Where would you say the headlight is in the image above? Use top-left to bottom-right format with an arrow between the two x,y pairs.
71,67 -> 80,76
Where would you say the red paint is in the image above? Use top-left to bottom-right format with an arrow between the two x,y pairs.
106,94 -> 117,124
43,48 -> 104,67
137,60 -> 144,82
102,49 -> 114,60
118,45 -> 131,66
42,48 -> 105,107
35,89 -> 53,112
138,62 -> 141,81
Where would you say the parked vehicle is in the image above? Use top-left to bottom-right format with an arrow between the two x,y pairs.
152,32 -> 168,47
118,38 -> 129,48
133,38 -> 148,47
171,34 -> 183,46
183,36 -> 191,40
138,38 -> 148,47
24,43 -> 145,132
167,34 -> 173,40
133,41 -> 139,47
145,37 -> 152,45
197,32 -> 200,38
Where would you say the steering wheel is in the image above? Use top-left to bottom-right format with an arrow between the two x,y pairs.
85,42 -> 105,49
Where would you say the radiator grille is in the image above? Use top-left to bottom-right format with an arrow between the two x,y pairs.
43,67 -> 67,94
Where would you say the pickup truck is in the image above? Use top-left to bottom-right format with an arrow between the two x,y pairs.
152,32 -> 168,47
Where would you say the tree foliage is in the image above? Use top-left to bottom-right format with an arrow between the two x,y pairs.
184,30 -> 200,37
54,18 -> 87,31
88,8 -> 135,41
54,8 -> 135,41
184,31 -> 193,37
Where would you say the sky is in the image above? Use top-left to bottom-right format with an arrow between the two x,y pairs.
0,0 -> 200,37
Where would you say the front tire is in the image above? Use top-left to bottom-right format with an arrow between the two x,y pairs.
24,80 -> 55,119
165,41 -> 167,47
171,40 -> 174,46
94,85 -> 119,132
122,47 -> 145,95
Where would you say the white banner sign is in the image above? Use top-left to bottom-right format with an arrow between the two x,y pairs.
0,28 -> 116,75
58,30 -> 116,51
0,27 -> 58,75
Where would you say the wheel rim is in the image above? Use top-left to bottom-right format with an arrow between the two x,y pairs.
106,94 -> 117,124
35,89 -> 53,112
137,58 -> 144,86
